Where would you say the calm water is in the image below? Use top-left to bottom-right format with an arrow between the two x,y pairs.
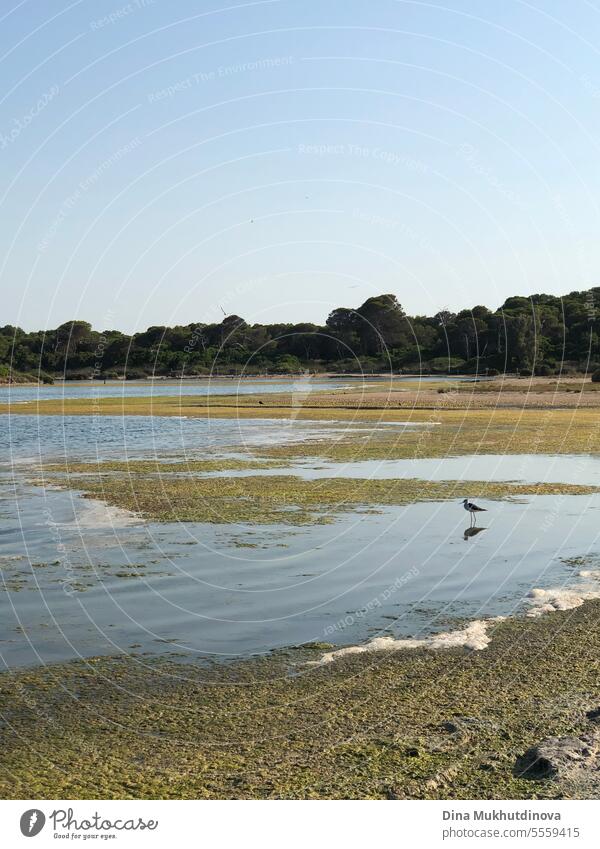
221,453 -> 600,487
0,414 -> 366,466
1,390 -> 597,668
1,377 -> 352,402
0,374 -> 474,403
0,480 -> 598,668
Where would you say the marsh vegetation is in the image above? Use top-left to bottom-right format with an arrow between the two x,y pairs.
2,375 -> 600,799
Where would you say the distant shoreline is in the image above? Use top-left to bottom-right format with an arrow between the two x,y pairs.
1,372 -> 501,386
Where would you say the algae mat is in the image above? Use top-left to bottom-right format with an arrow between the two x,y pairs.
35,470 -> 600,525
3,601 -> 600,799
5,396 -> 600,461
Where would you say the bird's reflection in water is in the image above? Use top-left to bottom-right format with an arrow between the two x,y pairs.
463,526 -> 487,541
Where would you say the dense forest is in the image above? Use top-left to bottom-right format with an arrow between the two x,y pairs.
1,288 -> 599,383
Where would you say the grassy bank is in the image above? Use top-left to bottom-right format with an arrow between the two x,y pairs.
4,391 -> 600,465
5,376 -> 600,801
0,371 -> 53,385
23,406 -> 600,465
41,457 -> 286,474
35,467 -> 600,525
3,601 -> 600,799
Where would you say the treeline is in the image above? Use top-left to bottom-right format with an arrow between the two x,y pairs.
1,288 -> 599,382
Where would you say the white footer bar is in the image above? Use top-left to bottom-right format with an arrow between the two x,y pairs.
0,799 -> 597,848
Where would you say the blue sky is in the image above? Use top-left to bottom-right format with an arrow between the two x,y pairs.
2,0 -> 600,333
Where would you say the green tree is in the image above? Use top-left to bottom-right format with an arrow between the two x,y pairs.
355,294 -> 407,356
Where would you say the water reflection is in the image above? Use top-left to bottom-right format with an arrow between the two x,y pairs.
463,526 -> 487,541
0,484 -> 595,668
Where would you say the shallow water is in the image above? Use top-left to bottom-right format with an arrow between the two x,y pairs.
339,453 -> 600,486
1,402 -> 598,669
0,373 -> 468,404
1,476 -> 598,668
0,414 -> 363,466
228,453 -> 600,487
0,377 -> 352,402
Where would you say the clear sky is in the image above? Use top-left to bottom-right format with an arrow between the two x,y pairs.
2,0 -> 600,333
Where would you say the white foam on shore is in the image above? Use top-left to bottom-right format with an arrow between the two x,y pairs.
309,618 -> 502,666
526,567 -> 600,617
315,569 -> 600,667
48,498 -> 142,529
79,500 -> 142,528
526,575 -> 600,617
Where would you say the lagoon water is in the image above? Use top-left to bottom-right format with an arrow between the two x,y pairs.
0,377 -> 352,402
1,408 -> 600,667
0,481 -> 598,668
230,454 -> 600,487
0,413 -> 360,466
0,373 -> 472,403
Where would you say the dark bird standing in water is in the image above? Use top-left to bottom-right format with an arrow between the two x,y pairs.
462,498 -> 487,526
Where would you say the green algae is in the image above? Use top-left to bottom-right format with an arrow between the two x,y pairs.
35,472 -> 600,526
256,409 -> 600,463
3,601 -> 600,799
39,457 -> 285,475
5,392 -> 600,462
